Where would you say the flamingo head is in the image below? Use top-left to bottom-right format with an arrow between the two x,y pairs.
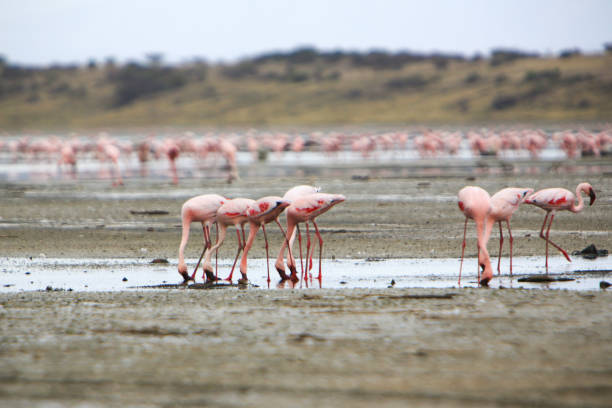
520,188 -> 534,203
177,263 -> 191,283
478,251 -> 493,287
588,187 -> 596,206
579,182 -> 596,206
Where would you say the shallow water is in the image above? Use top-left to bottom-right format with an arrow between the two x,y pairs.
2,145 -> 610,184
1,255 -> 610,292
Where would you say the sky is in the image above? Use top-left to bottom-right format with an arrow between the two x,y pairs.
1,0 -> 611,66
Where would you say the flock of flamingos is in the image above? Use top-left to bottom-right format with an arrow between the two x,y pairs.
0,127 -> 605,287
0,127 -> 609,185
177,181 -> 595,288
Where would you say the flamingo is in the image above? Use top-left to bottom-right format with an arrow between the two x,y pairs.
162,138 -> 180,185
201,198 -> 255,283
177,194 -> 227,283
524,183 -> 596,273
275,193 -> 345,282
98,141 -> 123,186
486,187 -> 534,276
57,141 -> 77,178
457,186 -> 494,286
275,185 -> 320,280
239,197 -> 291,283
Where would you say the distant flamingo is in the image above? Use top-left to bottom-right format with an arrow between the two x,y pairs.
218,139 -> 239,182
162,138 -> 180,185
275,193 -> 345,282
239,197 -> 291,283
177,194 -> 226,283
201,198 -> 255,283
98,140 -> 123,186
457,186 -> 494,286
57,142 -> 77,178
486,187 -> 534,276
524,183 -> 596,273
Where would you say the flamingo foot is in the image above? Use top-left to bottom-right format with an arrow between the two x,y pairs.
275,266 -> 289,281
288,265 -> 299,282
204,269 -> 221,283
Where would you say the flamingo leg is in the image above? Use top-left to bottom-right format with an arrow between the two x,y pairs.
191,224 -> 212,281
261,224 -> 270,284
507,220 -> 513,276
296,224 -> 304,281
544,213 -> 571,266
305,222 -> 311,281
459,217 -> 467,285
477,246 -> 480,282
312,220 -> 324,281
191,247 -> 207,281
203,223 -> 225,282
497,221 -> 503,275
275,218 -> 293,267
215,223 -> 219,280
539,213 -> 550,273
226,228 -> 244,282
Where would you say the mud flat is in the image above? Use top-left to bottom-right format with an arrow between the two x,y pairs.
1,162 -> 611,406
1,288 -> 611,407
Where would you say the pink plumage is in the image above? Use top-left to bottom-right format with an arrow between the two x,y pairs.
177,194 -> 227,282
525,183 -> 596,273
488,187 -> 534,276
457,186 -> 494,286
276,192 -> 345,282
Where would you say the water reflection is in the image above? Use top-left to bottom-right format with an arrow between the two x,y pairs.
1,256 -> 609,293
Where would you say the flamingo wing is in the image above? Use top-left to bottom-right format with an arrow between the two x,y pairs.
526,188 -> 574,209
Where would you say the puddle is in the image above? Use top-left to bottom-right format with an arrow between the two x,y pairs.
1,256 -> 610,292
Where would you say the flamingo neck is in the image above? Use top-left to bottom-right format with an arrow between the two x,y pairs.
571,184 -> 586,213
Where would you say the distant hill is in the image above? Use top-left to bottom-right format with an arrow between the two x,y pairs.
1,48 -> 611,130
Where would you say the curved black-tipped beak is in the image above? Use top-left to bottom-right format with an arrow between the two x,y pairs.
589,188 -> 596,206
276,200 -> 290,209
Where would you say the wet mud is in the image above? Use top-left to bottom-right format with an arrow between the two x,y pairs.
1,160 -> 611,407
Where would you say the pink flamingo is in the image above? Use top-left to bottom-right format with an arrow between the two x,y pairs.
457,186 -> 494,286
98,141 -> 123,186
162,138 -> 180,185
275,185 -> 320,279
239,197 -> 291,283
177,194 -> 227,283
275,193 -> 345,282
218,139 -> 239,182
486,187 -> 534,276
524,183 -> 596,273
57,142 -> 77,178
201,198 -> 255,283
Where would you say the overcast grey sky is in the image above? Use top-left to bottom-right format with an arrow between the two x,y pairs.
1,0 -> 611,65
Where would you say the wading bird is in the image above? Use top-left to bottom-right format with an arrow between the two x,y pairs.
239,197 -> 291,284
275,193 -> 345,282
274,185 -> 320,280
487,187 -> 533,276
201,198 -> 255,283
457,186 -> 494,286
524,183 -> 596,273
177,194 -> 226,282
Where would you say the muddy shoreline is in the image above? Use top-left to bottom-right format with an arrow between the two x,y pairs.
1,288 -> 611,407
1,169 -> 611,406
